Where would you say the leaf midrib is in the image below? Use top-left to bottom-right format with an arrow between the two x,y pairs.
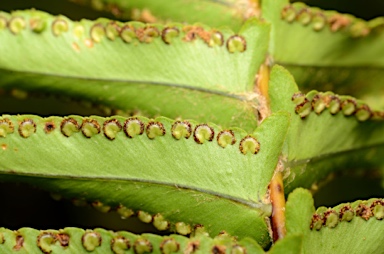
0,68 -> 254,101
0,170 -> 267,209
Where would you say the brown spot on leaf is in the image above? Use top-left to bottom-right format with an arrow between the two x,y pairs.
103,119 -> 122,140
133,238 -> 152,253
161,27 -> 180,45
212,245 -> 226,254
328,14 -> 351,32
60,118 -> 80,137
323,210 -> 336,222
281,5 -> 297,22
82,231 -> 102,251
29,17 -> 45,32
356,104 -> 373,121
341,98 -> 357,115
339,205 -> 354,221
123,118 -> 144,138
81,119 -> 101,138
295,99 -> 311,119
37,232 -> 57,254
370,200 -> 384,209
323,210 -> 339,228
291,92 -> 306,103
57,233 -> 70,247
216,130 -> 236,148
226,35 -> 247,53
193,124 -> 214,144
72,42 -> 80,52
111,236 -> 130,252
296,8 -> 312,25
310,213 -> 323,230
183,26 -> 212,45
0,118 -> 14,137
356,204 -> 372,220
1,144 -> 6,150
327,95 -> 341,114
171,120 -> 192,140
84,39 -> 93,48
18,119 -> 36,138
106,21 -> 121,40
239,135 -> 260,155
185,241 -> 200,254
44,122 -> 55,134
136,26 -> 159,43
13,235 -> 24,251
146,121 -> 166,139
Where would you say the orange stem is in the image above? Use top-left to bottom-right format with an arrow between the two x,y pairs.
270,171 -> 286,241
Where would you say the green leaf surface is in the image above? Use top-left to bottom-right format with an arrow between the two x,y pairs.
0,70 -> 260,131
0,113 -> 288,202
286,188 -> 315,235
0,226 -> 265,253
0,112 -> 289,245
263,0 -> 384,66
0,10 -> 269,131
286,188 -> 384,253
268,234 -> 303,254
269,65 -> 384,192
1,1 -> 384,251
1,175 -> 273,248
262,0 -> 384,108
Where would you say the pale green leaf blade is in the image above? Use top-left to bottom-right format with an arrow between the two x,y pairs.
0,113 -> 288,201
0,112 -> 289,245
1,175 -> 271,246
263,0 -> 384,66
286,188 -> 315,235
0,227 -> 266,253
268,65 -> 384,192
286,188 -> 384,253
0,70 -> 260,131
262,0 -> 384,108
268,234 -> 303,254
0,10 -> 269,130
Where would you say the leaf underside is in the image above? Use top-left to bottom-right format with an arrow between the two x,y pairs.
269,65 -> 384,193
0,226 -> 265,254
286,188 -> 384,253
263,0 -> 384,109
0,112 -> 289,246
1,0 -> 384,252
0,9 -> 269,131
